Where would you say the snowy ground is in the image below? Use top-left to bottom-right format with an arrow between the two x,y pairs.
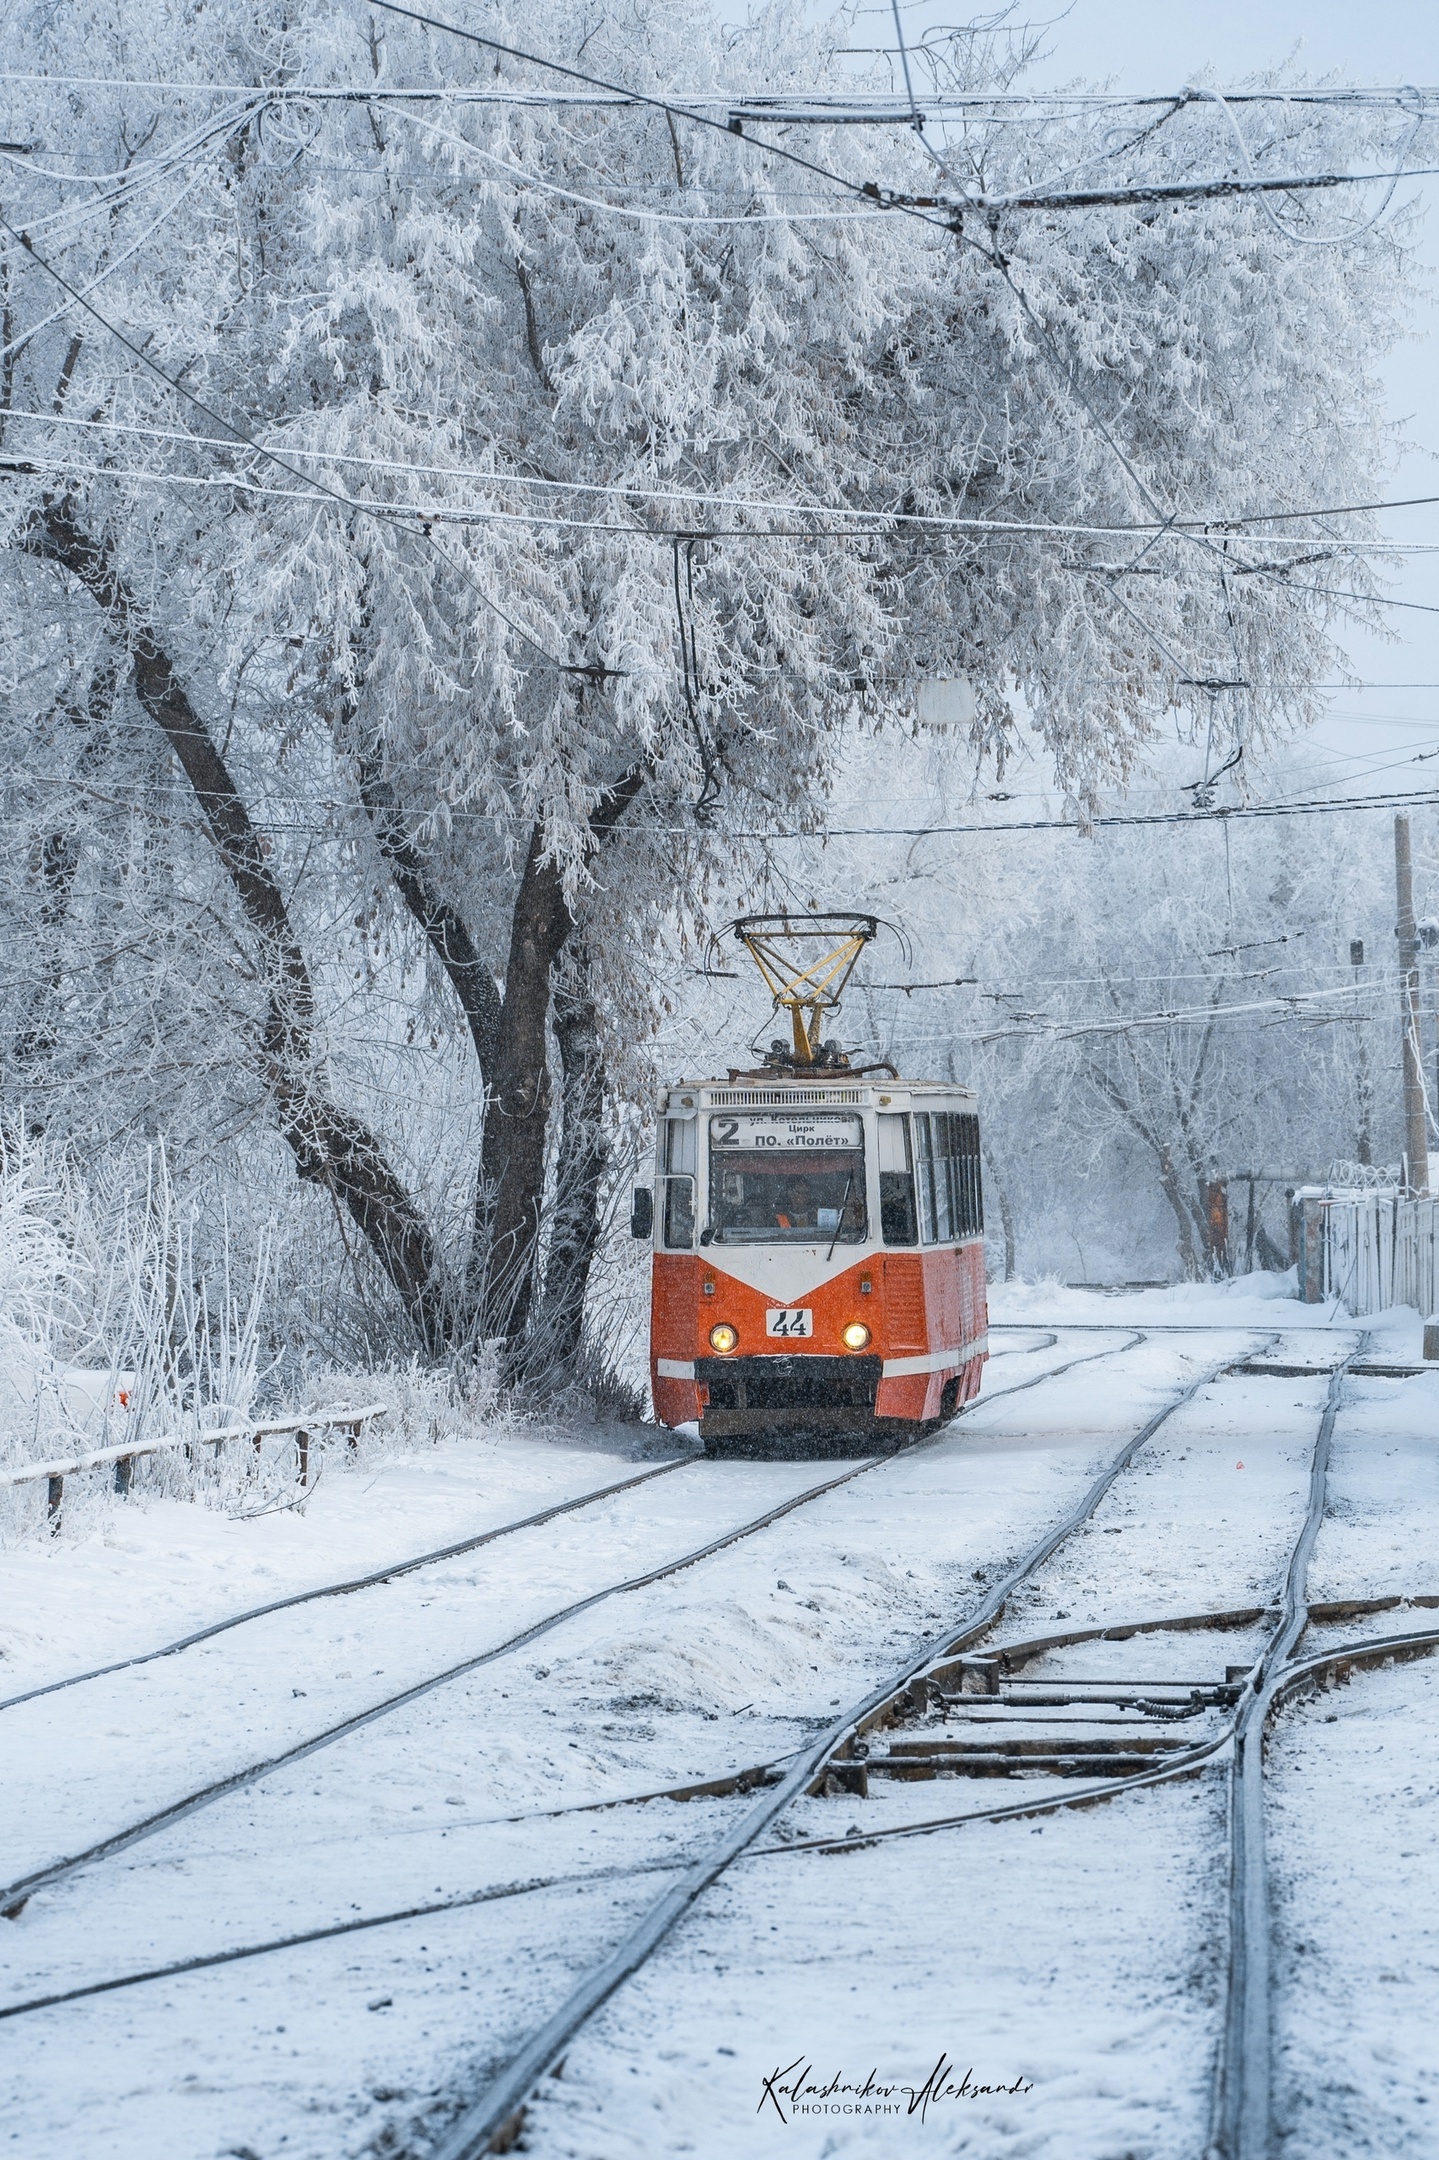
1,1281 -> 1435,2159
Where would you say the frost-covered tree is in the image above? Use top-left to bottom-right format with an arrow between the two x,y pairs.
801,728 -> 1408,1281
0,0 -> 1422,1366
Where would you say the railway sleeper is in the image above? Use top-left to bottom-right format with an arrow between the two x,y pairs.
862,1751 -> 1177,1781
878,1733 -> 1193,1759
852,1611 -> 1272,1751
935,1686 -> 1235,1717
815,1728 -> 1194,1795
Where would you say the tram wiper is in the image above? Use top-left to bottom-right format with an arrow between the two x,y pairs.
825,1169 -> 856,1264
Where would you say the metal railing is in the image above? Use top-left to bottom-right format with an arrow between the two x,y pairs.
1,1403 -> 388,1533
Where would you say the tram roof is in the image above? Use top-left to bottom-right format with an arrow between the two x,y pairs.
658,1077 -> 977,1111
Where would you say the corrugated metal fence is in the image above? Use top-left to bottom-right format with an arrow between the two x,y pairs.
1293,1187 -> 1439,1316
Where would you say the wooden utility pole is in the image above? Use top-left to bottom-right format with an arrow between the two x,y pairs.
1350,938 -> 1373,1165
1395,815 -> 1429,1195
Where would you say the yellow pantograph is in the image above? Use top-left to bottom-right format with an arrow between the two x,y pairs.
732,913 -> 878,1065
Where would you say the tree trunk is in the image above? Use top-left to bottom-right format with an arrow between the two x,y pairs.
473,764 -> 648,1350
24,498 -> 446,1343
531,961 -> 608,1371
1156,1145 -> 1202,1277
1201,1175 -> 1230,1277
11,654 -> 117,1073
472,823 -> 570,1342
353,739 -> 503,1081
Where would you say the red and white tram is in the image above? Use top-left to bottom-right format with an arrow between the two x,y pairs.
632,912 -> 989,1456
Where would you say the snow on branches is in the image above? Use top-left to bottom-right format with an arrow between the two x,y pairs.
0,0 -> 1420,1362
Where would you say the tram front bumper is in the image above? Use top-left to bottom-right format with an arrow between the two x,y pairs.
695,1353 -> 883,1438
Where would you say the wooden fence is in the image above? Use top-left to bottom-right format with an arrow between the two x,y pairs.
1293,1188 -> 1439,1318
0,1403 -> 387,1534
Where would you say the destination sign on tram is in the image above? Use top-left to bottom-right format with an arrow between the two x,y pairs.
710,1112 -> 863,1151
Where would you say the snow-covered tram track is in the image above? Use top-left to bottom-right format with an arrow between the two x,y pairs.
0,1456 -> 884,1921
0,1456 -> 699,1718
10,1606 -> 1439,2037
0,1604 -> 1301,2029
0,1334 -> 1140,1925
412,1337 -> 1279,2160
2,1327 -> 1314,2160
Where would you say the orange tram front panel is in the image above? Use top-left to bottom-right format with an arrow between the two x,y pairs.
642,1079 -> 988,1450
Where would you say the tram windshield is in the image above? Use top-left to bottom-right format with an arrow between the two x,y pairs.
706,1110 -> 867,1245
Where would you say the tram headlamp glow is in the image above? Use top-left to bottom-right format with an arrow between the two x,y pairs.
842,1321 -> 872,1351
709,1323 -> 739,1355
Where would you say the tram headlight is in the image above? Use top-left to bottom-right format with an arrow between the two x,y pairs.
709,1323 -> 739,1355
842,1321 -> 872,1351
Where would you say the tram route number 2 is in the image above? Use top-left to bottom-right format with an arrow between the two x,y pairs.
766,1308 -> 813,1338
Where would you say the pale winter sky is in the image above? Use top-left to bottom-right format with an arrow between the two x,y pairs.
999,1 -> 1439,778
762,1 -> 1439,793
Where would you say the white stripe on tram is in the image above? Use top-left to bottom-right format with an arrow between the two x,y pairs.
655,1336 -> 989,1384
880,1335 -> 988,1378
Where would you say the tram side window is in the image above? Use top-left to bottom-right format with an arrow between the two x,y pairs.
955,1113 -> 984,1238
662,1117 -> 696,1249
913,1112 -> 984,1243
913,1113 -> 946,1242
877,1114 -> 918,1245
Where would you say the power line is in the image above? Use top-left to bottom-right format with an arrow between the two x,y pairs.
366,0 -> 910,215
784,786 -> 1439,837
1,27 -> 1420,729
8,767 -> 1439,838
926,164 -> 1439,216
3,42 -> 1420,588
973,975 -> 1378,1045
1250,575 -> 1439,618
7,430 -> 1435,566
2,70 -> 1434,105
4,68 -> 1436,117
367,1 -> 1434,225
387,98 -> 915,225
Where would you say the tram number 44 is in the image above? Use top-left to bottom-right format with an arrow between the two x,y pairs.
766,1308 -> 813,1338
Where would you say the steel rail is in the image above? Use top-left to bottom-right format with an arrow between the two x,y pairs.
426,1340 -> 1259,2160
1261,1615 -> 1439,1700
0,1857 -> 690,2024
749,1598 -> 1307,1857
987,1321 -> 1330,1334
0,1337 -> 1236,1963
11,1606 -> 1436,2032
0,1455 -> 695,1717
1206,1342 -> 1364,2160
987,1331 -> 1059,1356
0,1331 -> 1129,1722
755,1602 -> 1439,1859
0,1332 -> 1142,1921
966,1331 -> 1143,1402
0,1452 -> 894,1918
11,1341 -> 1359,2036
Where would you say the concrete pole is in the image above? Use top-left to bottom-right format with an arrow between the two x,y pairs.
1395,815 -> 1429,1195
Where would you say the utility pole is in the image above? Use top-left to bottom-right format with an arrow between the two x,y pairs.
1419,914 -> 1439,1133
1394,814 -> 1429,1195
1351,937 -> 1372,1166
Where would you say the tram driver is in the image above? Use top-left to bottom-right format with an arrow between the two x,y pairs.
774,1176 -> 816,1231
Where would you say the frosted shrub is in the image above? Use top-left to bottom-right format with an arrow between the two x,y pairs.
0,1130 -> 95,1454
0,1135 -> 278,1540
